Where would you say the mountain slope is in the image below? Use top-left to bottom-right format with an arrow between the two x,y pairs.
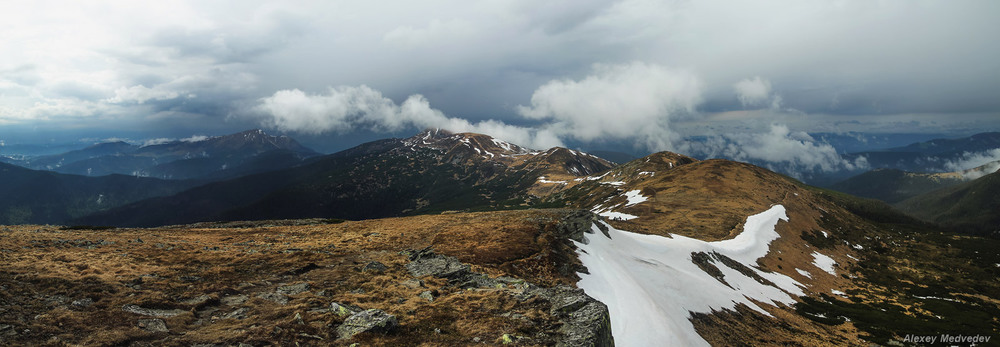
542,151 -> 999,345
74,130 -> 615,227
896,170 -> 1000,236
0,162 -> 199,225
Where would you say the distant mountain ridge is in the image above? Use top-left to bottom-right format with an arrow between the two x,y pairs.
896,170 -> 1000,236
829,160 -> 1000,203
74,129 -> 615,227
0,162 -> 199,225
21,129 -> 318,179
842,132 -> 1000,173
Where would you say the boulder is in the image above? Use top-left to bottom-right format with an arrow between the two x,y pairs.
336,309 -> 398,340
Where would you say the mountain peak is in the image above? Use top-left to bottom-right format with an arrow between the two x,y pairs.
403,129 -> 537,159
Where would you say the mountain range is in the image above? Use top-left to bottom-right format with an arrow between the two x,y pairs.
19,129 -> 318,180
3,129 -> 998,346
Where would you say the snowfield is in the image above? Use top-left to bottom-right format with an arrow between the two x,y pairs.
575,205 -> 802,346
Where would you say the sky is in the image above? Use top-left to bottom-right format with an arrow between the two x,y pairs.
1,1 -> 999,173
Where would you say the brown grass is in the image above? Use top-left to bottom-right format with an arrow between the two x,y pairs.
0,209 -> 582,346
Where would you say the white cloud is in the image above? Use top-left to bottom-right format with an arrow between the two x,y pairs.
733,77 -> 771,108
944,149 -> 1000,179
733,76 -> 783,110
181,135 -> 210,142
107,85 -> 182,104
142,138 -> 175,147
253,86 -> 563,149
517,62 -> 701,151
693,124 -> 868,176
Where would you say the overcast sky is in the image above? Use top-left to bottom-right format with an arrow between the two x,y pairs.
2,1 -> 998,170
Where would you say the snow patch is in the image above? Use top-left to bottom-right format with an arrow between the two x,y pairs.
575,205 -> 801,346
820,230 -> 828,238
852,244 -> 864,250
537,176 -> 568,184
623,190 -> 648,207
795,268 -> 812,279
598,211 -> 638,221
811,252 -> 837,275
831,289 -> 846,296
601,181 -> 626,186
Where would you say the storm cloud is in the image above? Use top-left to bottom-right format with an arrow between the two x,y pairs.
1,0 -> 998,173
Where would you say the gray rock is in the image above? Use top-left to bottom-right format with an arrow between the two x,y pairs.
71,298 -> 94,308
405,249 -> 500,288
121,304 -> 186,317
555,210 -> 605,244
223,307 -> 250,320
179,295 -> 213,306
0,324 -> 15,337
543,286 -> 614,347
221,294 -> 249,306
400,279 -> 424,289
361,261 -> 389,273
277,283 -> 310,295
405,249 -> 470,279
256,292 -> 289,305
336,309 -> 398,340
418,290 -> 435,302
330,302 -> 362,317
137,318 -> 168,332
549,288 -> 590,316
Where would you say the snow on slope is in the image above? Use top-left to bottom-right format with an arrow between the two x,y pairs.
623,190 -> 648,207
811,251 -> 837,275
574,205 -> 802,346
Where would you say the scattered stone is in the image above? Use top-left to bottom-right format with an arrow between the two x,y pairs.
179,295 -> 214,306
336,309 -> 398,340
282,263 -> 321,276
400,279 -> 425,289
298,333 -> 324,340
137,319 -> 168,332
256,292 -> 289,305
221,294 -> 249,306
276,283 -> 310,295
223,307 -> 250,320
121,304 -> 185,317
497,333 -> 525,344
294,312 -> 305,325
0,324 -> 15,337
178,275 -> 203,282
418,291 -> 435,302
501,312 -> 529,322
360,261 -> 389,273
71,298 -> 94,308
